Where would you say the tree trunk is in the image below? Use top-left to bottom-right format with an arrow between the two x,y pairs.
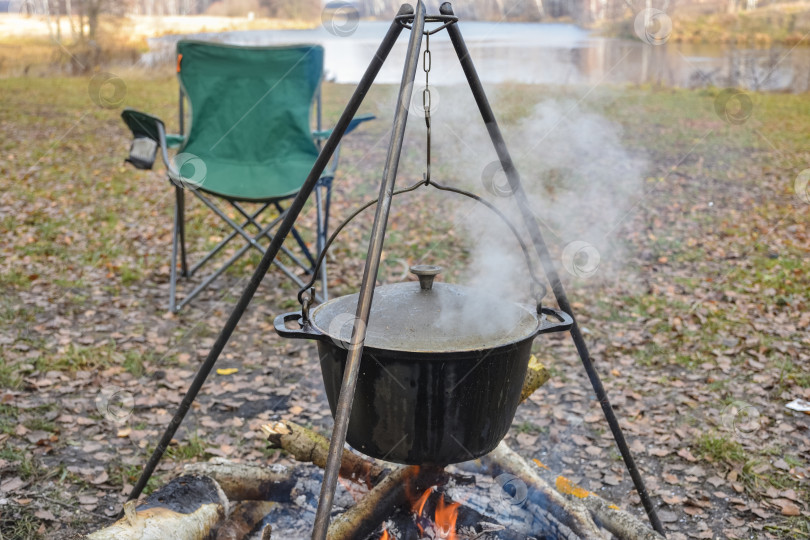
727,0 -> 737,14
66,0 -> 76,40
87,0 -> 100,40
43,0 -> 54,40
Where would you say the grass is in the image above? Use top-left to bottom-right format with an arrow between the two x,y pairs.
0,360 -> 23,389
695,432 -> 747,463
35,343 -> 112,373
695,432 -> 807,506
765,518 -> 810,540
0,505 -> 43,540
165,431 -> 207,461
0,403 -> 20,434
514,420 -> 547,435
123,350 -> 146,377
0,445 -> 43,481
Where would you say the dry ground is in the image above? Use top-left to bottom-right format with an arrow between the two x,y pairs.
0,75 -> 809,539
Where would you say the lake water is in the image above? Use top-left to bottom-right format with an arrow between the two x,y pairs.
147,21 -> 810,92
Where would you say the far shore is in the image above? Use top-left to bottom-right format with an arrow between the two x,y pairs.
0,13 -> 315,41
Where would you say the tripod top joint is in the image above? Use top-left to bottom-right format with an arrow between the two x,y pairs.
395,12 -> 458,35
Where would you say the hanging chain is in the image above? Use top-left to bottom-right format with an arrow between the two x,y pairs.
422,33 -> 431,185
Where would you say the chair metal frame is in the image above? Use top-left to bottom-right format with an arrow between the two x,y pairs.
124,47 -> 366,312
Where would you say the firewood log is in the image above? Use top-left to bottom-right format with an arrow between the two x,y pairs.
481,443 -> 609,540
212,500 -> 275,540
85,475 -> 228,540
327,465 -> 413,540
183,458 -> 293,501
520,355 -> 551,403
261,420 -> 387,487
515,359 -> 664,539
553,473 -> 665,540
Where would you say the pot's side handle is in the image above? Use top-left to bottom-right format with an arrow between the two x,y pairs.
535,307 -> 574,335
274,312 -> 326,341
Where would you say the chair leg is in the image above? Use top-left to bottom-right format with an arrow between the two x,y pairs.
275,201 -> 316,270
175,186 -> 189,277
316,180 -> 331,300
169,189 -> 182,313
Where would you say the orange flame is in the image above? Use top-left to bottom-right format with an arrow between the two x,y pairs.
411,486 -> 433,536
379,528 -> 392,540
412,486 -> 433,517
403,467 -> 459,539
434,496 -> 460,539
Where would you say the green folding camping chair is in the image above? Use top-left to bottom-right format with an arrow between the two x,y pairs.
121,40 -> 373,312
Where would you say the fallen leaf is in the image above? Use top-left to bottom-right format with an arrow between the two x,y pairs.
34,509 -> 55,521
772,499 -> 800,516
90,471 -> 109,485
0,477 -> 27,494
677,448 -> 697,462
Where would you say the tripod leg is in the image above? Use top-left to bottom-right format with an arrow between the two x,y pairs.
123,6 -> 411,510
440,2 -> 665,535
311,3 -> 425,539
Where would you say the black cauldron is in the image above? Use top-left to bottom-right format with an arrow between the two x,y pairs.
274,265 -> 572,465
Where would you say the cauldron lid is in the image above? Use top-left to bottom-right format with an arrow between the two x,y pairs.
308,266 -> 539,353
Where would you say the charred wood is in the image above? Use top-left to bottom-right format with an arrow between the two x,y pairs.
85,475 -> 227,540
327,465 -> 444,540
183,458 -> 294,501
212,500 -> 275,540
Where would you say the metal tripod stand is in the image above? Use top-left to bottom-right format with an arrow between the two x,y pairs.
126,3 -> 665,538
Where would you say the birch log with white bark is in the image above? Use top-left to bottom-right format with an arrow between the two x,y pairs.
85,475 -> 228,540
183,457 -> 293,501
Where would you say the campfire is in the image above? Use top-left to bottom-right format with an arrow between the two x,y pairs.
87,365 -> 663,540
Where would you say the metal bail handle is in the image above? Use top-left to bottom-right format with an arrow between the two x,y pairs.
295,178 -> 549,311
301,287 -> 315,322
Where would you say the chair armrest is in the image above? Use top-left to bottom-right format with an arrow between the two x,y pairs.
121,108 -> 184,171
165,134 -> 185,149
313,113 -> 375,140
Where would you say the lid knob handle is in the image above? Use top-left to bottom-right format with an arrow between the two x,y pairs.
410,265 -> 442,291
